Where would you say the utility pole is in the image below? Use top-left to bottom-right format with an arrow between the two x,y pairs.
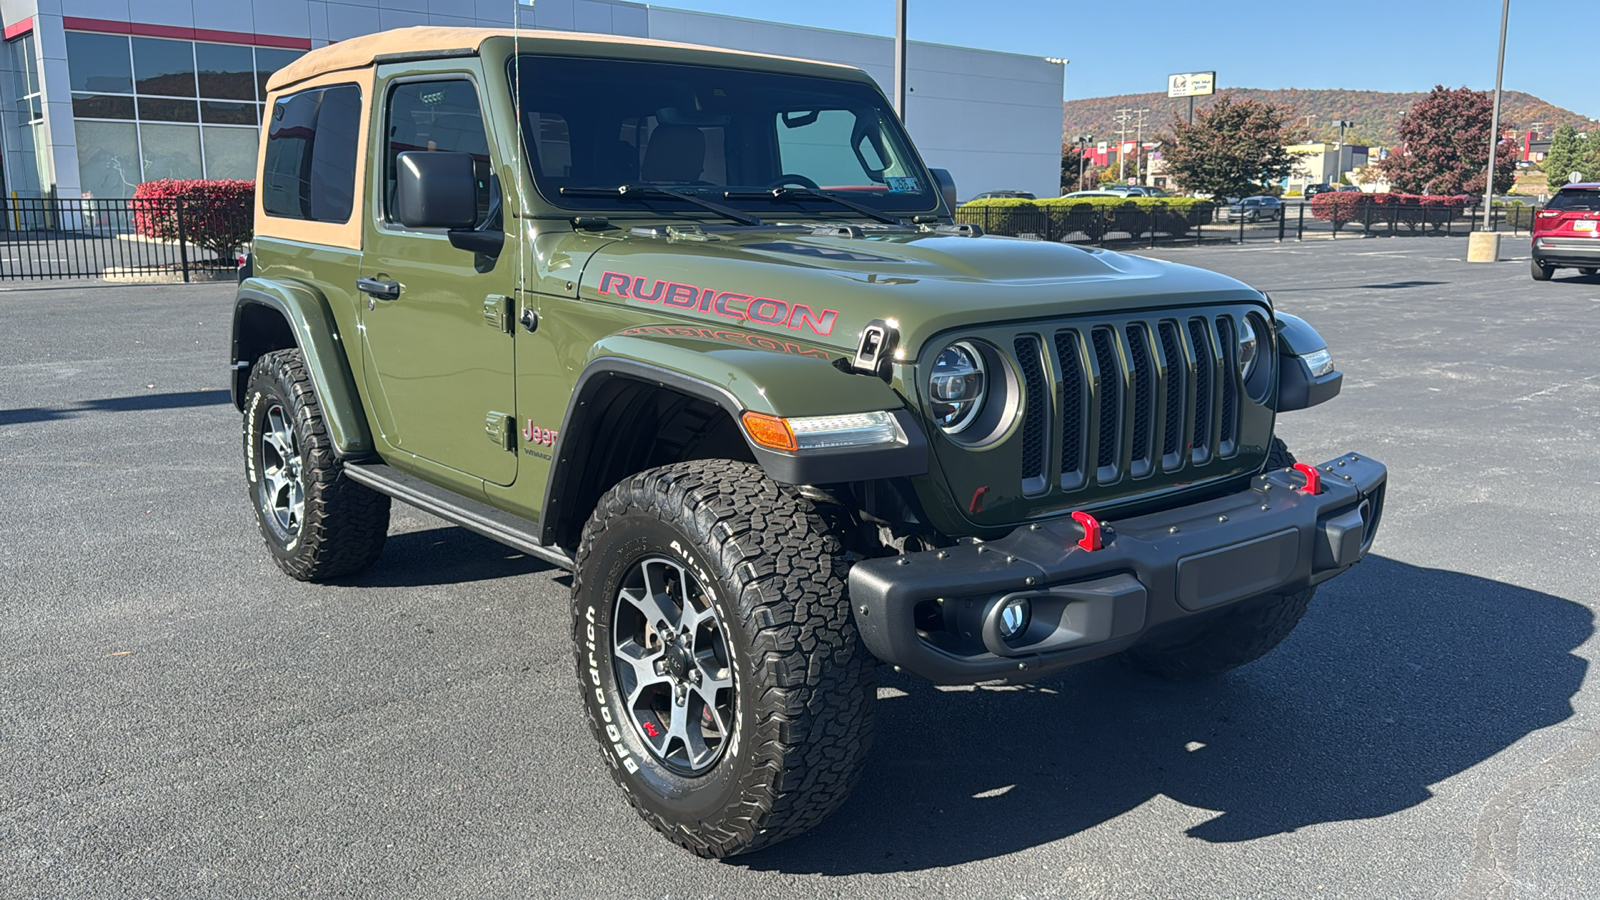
894,0 -> 907,123
1113,108 -> 1133,180
1134,108 -> 1149,184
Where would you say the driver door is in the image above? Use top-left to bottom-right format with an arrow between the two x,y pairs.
359,73 -> 518,487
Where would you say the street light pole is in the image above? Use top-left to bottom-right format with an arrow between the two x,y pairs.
894,0 -> 907,123
1482,0 -> 1509,231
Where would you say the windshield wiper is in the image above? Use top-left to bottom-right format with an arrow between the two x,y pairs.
559,185 -> 764,227
723,187 -> 906,226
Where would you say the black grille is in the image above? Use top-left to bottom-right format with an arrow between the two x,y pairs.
1054,330 -> 1085,486
1158,322 -> 1184,459
1091,328 -> 1120,478
1014,335 -> 1047,490
1011,313 -> 1245,496
1189,317 -> 1213,460
1125,325 -> 1155,474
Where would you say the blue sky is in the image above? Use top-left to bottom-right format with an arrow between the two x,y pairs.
645,0 -> 1596,120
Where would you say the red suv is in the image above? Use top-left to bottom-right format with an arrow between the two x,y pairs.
1531,183 -> 1600,280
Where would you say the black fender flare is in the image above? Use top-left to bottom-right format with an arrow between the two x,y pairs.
231,279 -> 374,457
539,357 -> 927,547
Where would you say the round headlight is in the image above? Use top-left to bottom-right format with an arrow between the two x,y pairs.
1237,316 -> 1259,380
929,341 -> 986,433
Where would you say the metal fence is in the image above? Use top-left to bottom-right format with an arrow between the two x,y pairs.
954,201 -> 1543,248
0,196 -> 250,281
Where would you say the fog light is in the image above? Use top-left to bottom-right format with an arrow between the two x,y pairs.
998,597 -> 1031,640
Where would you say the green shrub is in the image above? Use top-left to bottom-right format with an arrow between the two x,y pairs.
956,197 -> 1216,241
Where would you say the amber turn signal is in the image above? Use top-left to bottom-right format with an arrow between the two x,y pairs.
740,411 -> 797,452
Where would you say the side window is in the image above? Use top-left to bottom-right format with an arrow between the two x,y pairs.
385,79 -> 496,227
261,84 -> 361,222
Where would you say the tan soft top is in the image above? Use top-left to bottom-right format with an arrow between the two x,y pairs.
266,26 -> 854,93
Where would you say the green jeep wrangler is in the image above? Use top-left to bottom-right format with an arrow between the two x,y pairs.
231,27 -> 1386,857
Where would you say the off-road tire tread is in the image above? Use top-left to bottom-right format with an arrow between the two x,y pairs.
245,349 -> 389,582
572,459 -> 874,858
1122,437 -> 1314,680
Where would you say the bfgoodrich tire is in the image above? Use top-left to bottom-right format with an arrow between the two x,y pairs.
1121,437 -> 1315,680
572,459 -> 874,858
243,348 -> 390,581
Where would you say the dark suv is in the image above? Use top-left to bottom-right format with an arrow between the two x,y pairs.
1531,183 -> 1600,280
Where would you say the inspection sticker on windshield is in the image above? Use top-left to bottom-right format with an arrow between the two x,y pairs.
886,176 -> 920,193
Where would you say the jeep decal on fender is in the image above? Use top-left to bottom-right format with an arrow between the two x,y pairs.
596,271 -> 839,337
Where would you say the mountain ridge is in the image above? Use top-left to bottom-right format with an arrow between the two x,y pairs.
1062,88 -> 1597,148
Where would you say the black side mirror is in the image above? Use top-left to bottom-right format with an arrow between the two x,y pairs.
394,150 -> 479,229
929,168 -> 958,213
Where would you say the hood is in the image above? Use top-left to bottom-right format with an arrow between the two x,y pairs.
576,227 -> 1264,355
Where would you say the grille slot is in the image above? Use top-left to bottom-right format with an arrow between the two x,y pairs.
1188,317 -> 1213,463
1091,328 -> 1121,481
1158,321 -> 1185,466
1215,315 -> 1239,453
1014,335 -> 1048,494
1054,330 -> 1086,488
1125,324 -> 1155,477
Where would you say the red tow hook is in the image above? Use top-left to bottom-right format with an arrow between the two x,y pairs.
1071,510 -> 1103,552
1291,462 -> 1321,495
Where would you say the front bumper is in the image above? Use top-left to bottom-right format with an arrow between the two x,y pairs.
1533,236 -> 1600,266
848,452 -> 1387,684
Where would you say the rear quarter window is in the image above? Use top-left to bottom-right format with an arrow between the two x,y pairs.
261,84 -> 362,223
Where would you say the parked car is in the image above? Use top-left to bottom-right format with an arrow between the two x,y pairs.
1303,184 -> 1334,200
1061,190 -> 1128,199
1100,185 -> 1171,198
1530,182 -> 1600,281
1225,196 -> 1283,222
1336,186 -> 1362,193
970,190 -> 1036,200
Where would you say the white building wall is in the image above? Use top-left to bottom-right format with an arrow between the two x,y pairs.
1,0 -> 1064,200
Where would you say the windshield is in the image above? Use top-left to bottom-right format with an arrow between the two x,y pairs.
510,55 -> 937,216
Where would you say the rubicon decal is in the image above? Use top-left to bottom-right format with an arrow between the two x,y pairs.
597,271 -> 839,337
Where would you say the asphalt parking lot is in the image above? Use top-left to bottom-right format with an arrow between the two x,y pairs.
3,238 -> 1597,899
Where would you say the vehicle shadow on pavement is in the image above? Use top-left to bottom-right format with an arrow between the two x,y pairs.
0,389 -> 233,425
330,526 -> 556,588
740,556 -> 1592,874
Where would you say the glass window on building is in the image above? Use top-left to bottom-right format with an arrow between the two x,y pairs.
74,120 -> 141,199
65,32 -> 302,195
6,32 -> 48,197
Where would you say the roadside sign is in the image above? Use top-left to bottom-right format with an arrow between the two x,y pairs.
1167,71 -> 1216,98
1571,171 -> 1585,184
1127,177 -> 1137,185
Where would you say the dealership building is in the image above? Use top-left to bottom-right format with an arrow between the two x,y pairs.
0,0 -> 1064,203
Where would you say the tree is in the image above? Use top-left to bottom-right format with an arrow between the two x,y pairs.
1378,86 -> 1516,195
1543,124 -> 1598,188
1157,94 -> 1298,199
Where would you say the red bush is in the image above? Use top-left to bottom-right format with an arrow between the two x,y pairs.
133,179 -> 254,260
1310,192 -> 1472,233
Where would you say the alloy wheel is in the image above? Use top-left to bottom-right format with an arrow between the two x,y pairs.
611,556 -> 736,775
258,403 -> 305,537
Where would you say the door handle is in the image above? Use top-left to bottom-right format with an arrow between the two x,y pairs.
356,277 -> 401,301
